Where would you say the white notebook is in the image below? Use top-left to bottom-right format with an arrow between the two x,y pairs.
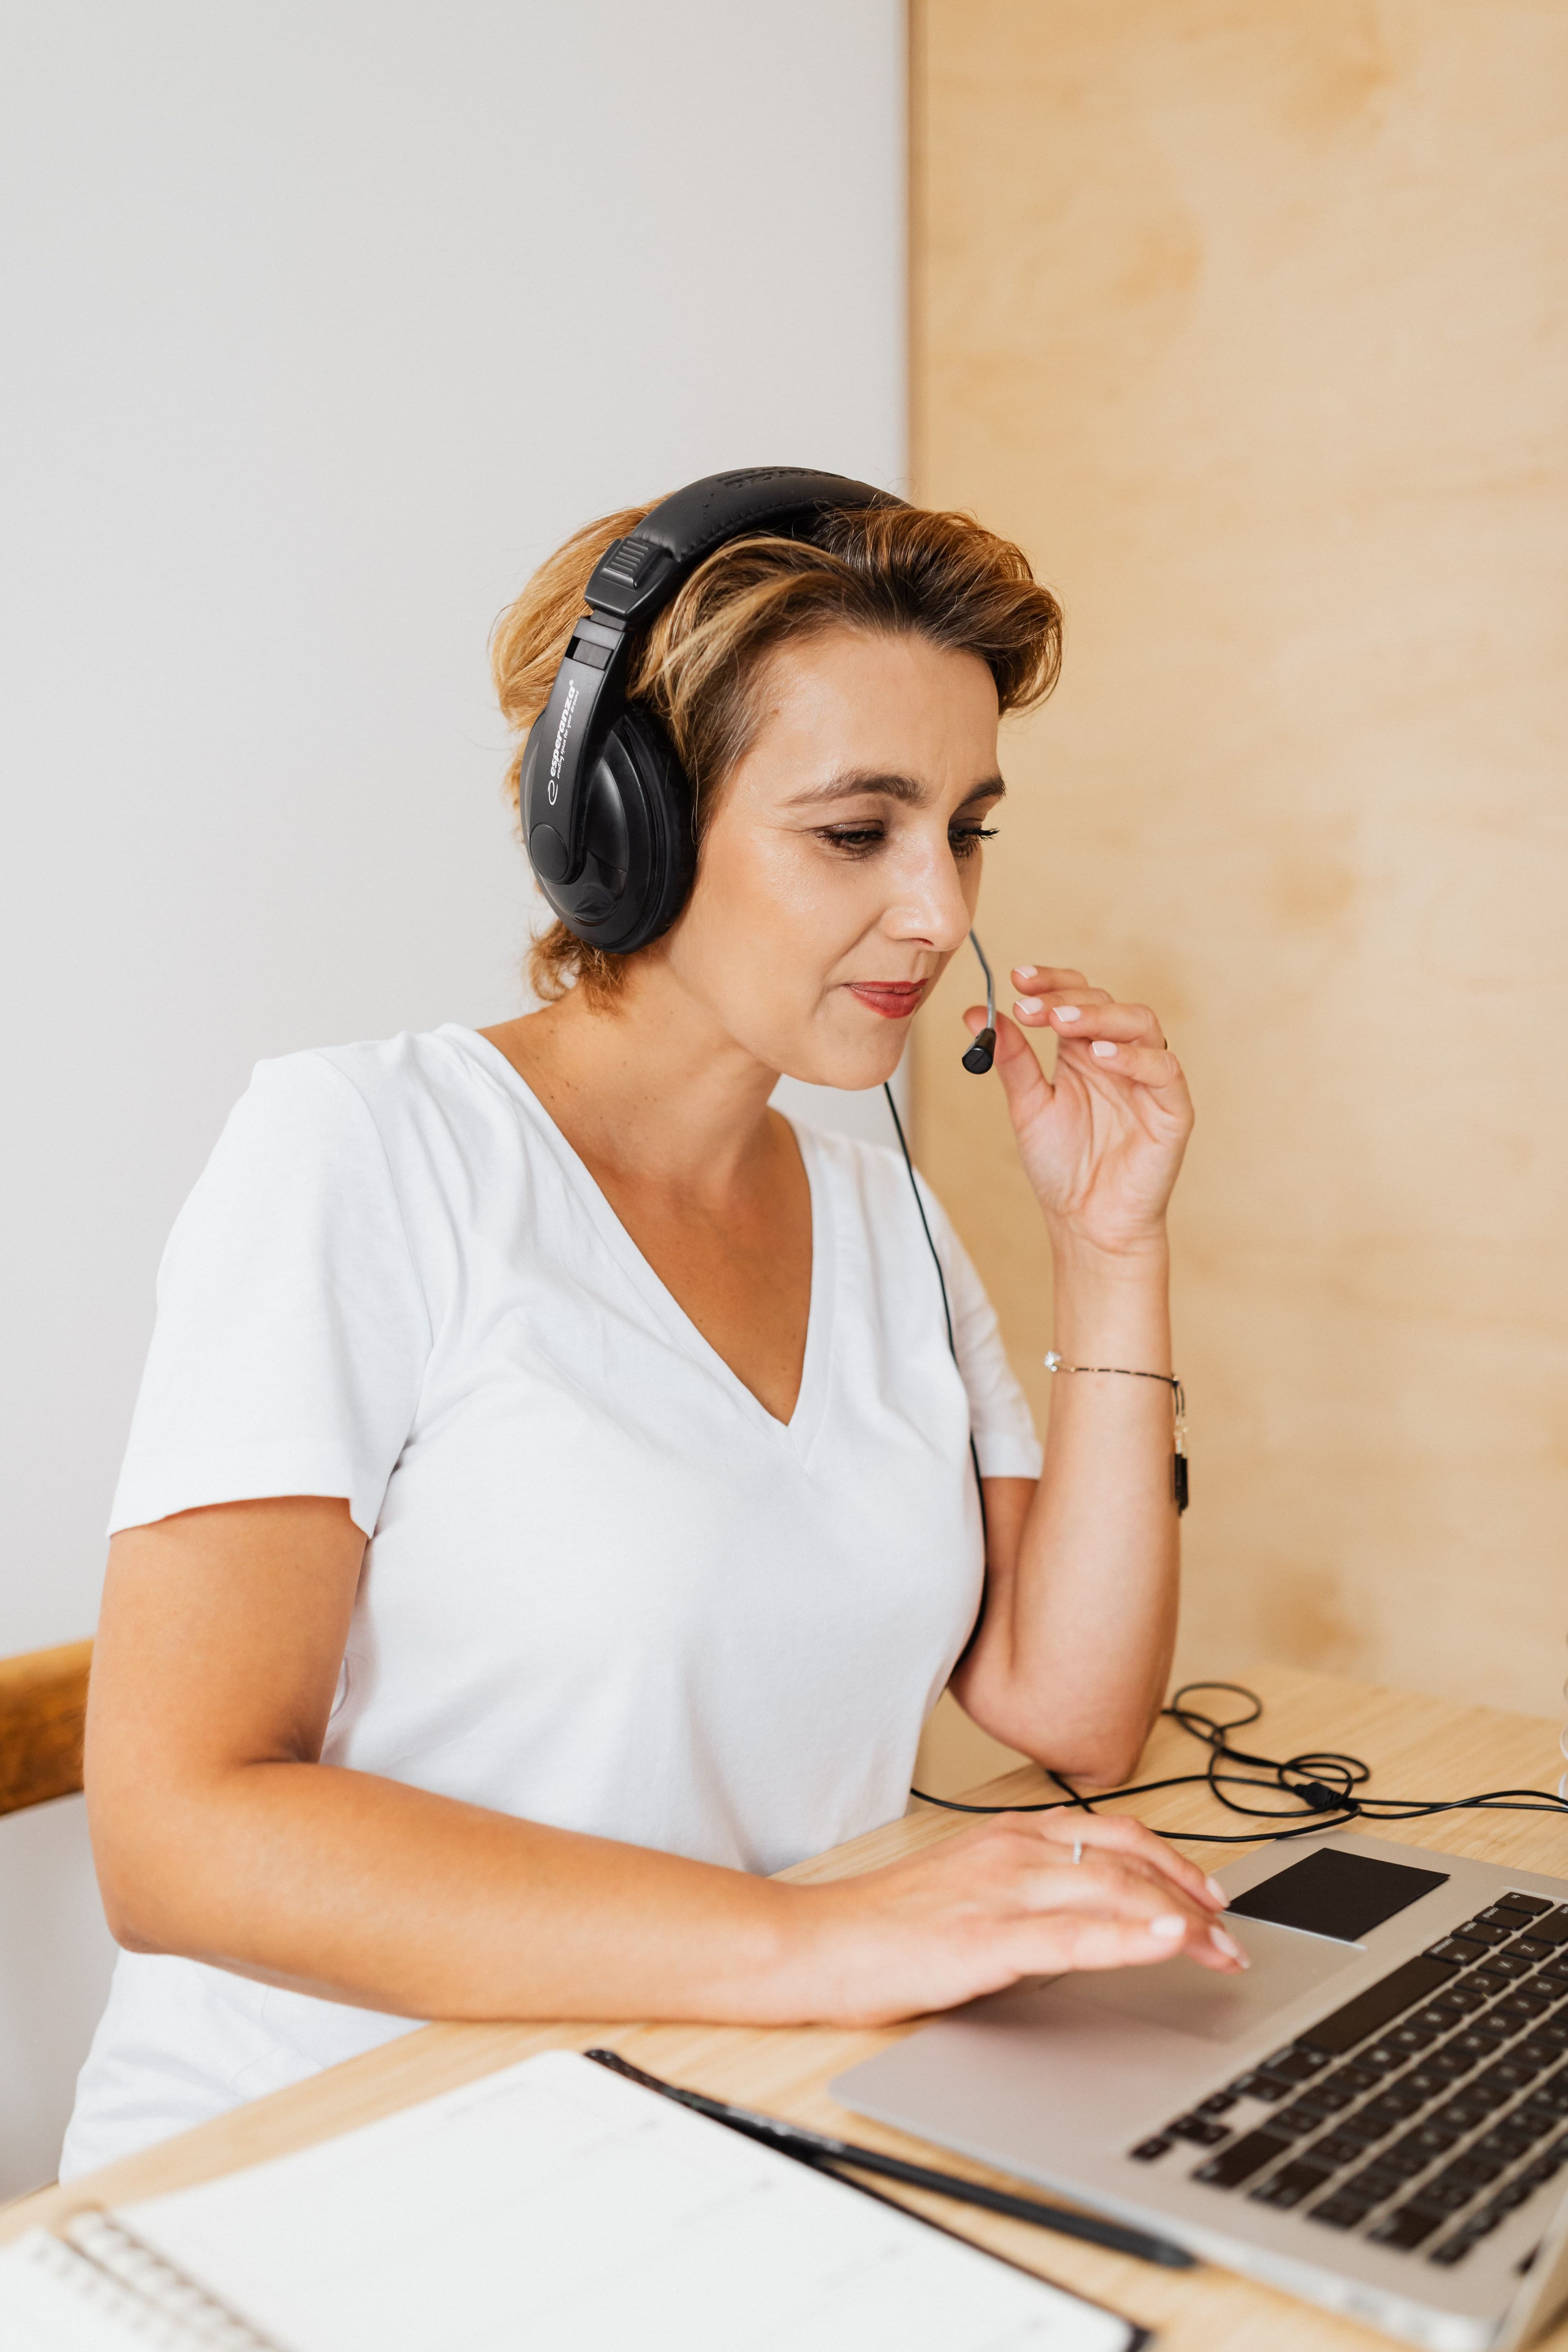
0,2051 -> 1147,2351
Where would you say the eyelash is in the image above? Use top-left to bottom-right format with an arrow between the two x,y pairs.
817,824 -> 999,862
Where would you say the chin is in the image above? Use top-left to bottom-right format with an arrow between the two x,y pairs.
776,1032 -> 908,1094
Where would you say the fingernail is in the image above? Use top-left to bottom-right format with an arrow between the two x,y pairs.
1054,1005 -> 1081,1022
1091,1040 -> 1118,1059
1013,996 -> 1043,1016
1150,1914 -> 1186,1941
1205,1876 -> 1226,1905
1015,964 -> 1038,979
1211,1927 -> 1249,1965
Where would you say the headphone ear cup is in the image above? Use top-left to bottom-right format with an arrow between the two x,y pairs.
534,706 -> 696,956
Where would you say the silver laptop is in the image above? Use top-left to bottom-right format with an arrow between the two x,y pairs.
833,1832 -> 1568,2350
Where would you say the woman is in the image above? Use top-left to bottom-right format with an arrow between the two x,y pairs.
66,483 -> 1243,2179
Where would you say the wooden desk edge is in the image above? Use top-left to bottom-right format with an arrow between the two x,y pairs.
6,1662 -> 1564,2352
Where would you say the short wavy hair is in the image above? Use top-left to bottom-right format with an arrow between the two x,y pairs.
491,495 -> 1064,1004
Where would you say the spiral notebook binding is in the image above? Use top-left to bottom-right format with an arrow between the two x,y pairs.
67,2210 -> 281,2350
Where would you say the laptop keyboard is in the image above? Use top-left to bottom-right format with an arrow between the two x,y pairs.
1127,1893 -> 1568,2269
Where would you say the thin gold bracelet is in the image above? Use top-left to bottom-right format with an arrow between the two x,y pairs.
1042,1351 -> 1188,1515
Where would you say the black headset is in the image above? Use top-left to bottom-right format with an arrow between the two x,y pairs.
521,464 -> 997,1072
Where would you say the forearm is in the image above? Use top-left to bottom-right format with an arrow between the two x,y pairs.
94,1756 -> 1241,2029
952,1239 -> 1179,1778
94,1757 -> 815,2026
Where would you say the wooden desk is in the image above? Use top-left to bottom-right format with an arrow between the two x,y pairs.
5,1662 -> 1565,2350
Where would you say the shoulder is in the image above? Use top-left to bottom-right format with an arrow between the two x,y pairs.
229,1025 -> 523,1172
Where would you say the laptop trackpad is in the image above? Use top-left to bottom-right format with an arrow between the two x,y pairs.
1050,1914 -> 1363,2043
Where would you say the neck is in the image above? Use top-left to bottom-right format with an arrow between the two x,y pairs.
483,954 -> 782,1200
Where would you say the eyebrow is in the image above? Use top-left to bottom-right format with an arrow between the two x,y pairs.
783,768 -> 1007,811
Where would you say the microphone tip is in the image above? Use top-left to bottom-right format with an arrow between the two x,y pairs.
961,1028 -> 996,1075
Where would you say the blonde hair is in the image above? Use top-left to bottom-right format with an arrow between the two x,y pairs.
492,497 -> 1064,1004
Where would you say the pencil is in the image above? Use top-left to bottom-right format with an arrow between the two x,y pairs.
584,2047 -> 1196,2270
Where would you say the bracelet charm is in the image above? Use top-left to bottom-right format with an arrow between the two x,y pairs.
1043,1351 -> 1189,1515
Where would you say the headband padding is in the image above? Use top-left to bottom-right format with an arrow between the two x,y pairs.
584,467 -> 898,621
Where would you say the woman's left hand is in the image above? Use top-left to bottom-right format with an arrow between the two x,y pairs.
967,964 -> 1193,1260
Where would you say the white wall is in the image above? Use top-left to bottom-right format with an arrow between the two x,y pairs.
0,0 -> 904,2197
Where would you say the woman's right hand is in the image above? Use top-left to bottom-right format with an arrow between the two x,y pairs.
789,1809 -> 1247,2028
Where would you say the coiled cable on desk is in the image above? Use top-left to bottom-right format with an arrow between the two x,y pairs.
911,1680 -> 1568,1844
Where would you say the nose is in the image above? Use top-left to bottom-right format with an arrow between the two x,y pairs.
882,829 -> 976,956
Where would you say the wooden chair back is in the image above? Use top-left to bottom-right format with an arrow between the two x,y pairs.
0,1640 -> 93,1816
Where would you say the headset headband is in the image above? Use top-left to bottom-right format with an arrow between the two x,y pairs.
523,467 -> 896,891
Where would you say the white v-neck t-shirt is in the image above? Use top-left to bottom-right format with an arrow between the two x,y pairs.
63,1025 -> 1040,2178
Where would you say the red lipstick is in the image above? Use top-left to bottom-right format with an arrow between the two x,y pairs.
845,979 -> 930,1020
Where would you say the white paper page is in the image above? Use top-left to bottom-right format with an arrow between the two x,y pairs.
105,2051 -> 1139,2352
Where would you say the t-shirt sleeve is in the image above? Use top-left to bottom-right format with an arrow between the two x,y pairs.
915,1174 -> 1044,1481
109,1054 -> 432,1540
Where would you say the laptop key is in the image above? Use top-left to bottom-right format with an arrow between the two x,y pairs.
1501,1895 -> 1554,1917
1462,2078 -> 1520,2114
1129,2138 -> 1172,2161
1449,2028 -> 1510,2064
1303,2076 -> 1360,2113
1324,2061 -> 1383,2096
1429,1937 -> 1490,1965
1334,2114 -> 1398,2152
1273,2100 -> 1331,2138
1309,2196 -> 1374,2231
1346,2164 -> 1408,2203
1239,2070 -> 1295,2103
1357,2093 -> 1424,2132
1504,1937 -> 1559,1965
1395,2122 -> 1461,2164
1382,2022 -> 1440,2054
1339,2113 -> 1402,2151
1458,1920 -> 1514,1947
1483,2056 -> 1549,2091
1400,2064 -> 1460,2101
1524,1909 -> 1568,1945
1263,2045 -> 1331,2083
1494,1989 -> 1555,2020
1193,2130 -> 1291,2189
1476,2120 -> 1548,2161
1412,2174 -> 1478,2214
1422,2048 -> 1479,2081
1369,2204 -> 1445,2250
1437,2217 -> 1507,2263
1250,2161 -> 1332,2210
1376,2143 -> 1434,2180
1432,2097 -> 1494,2134
1167,2114 -> 1229,2146
1313,2129 -> 1378,2167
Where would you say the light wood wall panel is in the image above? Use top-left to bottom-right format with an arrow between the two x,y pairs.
911,0 -> 1568,1787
